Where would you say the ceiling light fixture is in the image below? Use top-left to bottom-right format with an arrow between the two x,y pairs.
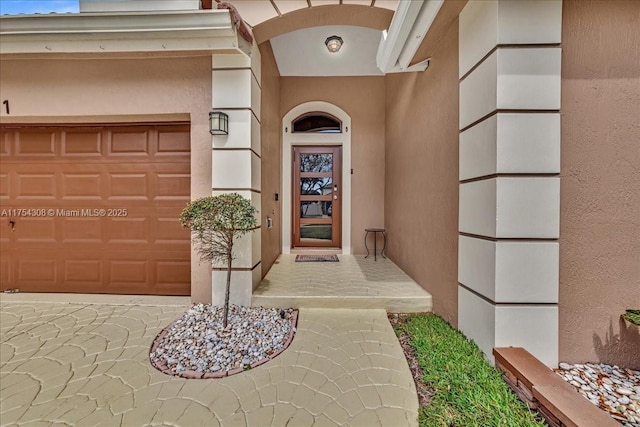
325,35 -> 343,53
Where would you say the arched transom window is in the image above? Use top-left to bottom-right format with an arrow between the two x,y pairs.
292,112 -> 342,133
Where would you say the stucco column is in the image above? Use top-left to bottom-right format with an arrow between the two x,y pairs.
211,43 -> 262,306
457,0 -> 562,367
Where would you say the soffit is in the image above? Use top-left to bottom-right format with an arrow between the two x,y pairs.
410,0 -> 468,65
0,10 -> 244,56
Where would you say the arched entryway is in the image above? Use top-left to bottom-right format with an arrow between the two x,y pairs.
282,101 -> 352,254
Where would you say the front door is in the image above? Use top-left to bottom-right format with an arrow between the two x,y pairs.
292,146 -> 342,248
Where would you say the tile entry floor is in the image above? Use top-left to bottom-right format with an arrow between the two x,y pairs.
253,255 -> 432,312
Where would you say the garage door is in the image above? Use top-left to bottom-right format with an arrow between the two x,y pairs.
0,124 -> 191,295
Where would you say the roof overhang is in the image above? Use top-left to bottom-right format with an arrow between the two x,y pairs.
0,10 -> 248,57
376,0 -> 444,73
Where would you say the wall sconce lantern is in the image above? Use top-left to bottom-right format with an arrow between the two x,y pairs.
325,35 -> 343,53
209,111 -> 229,135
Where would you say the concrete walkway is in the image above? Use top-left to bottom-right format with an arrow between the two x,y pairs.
0,296 -> 418,426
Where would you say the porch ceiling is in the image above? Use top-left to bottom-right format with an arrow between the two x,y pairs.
221,0 -> 399,28
270,25 -> 385,76
225,0 -> 398,77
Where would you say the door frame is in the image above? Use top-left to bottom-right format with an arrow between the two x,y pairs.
292,145 -> 342,248
282,102 -> 352,254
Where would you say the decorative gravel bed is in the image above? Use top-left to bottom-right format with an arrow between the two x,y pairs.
150,304 -> 298,379
555,362 -> 640,426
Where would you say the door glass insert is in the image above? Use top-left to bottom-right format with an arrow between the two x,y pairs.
300,224 -> 332,241
300,177 -> 332,195
300,201 -> 332,218
300,153 -> 333,173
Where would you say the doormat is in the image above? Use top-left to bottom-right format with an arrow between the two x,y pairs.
295,255 -> 339,262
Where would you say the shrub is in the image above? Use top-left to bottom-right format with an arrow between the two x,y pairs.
180,193 -> 257,327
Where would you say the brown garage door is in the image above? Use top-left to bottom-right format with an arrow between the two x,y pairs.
0,124 -> 191,295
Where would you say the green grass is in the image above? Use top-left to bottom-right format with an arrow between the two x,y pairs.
624,309 -> 640,326
394,314 -> 546,427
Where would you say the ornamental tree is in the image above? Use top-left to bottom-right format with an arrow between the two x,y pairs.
179,193 -> 257,328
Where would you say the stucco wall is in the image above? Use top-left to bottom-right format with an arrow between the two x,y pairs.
0,55 -> 213,303
560,0 -> 640,367
280,76 -> 386,255
259,42 -> 282,274
384,20 -> 460,326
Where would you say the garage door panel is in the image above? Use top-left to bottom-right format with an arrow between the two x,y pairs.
62,130 -> 102,156
109,130 -> 150,156
107,217 -> 149,244
0,133 -> 11,156
62,217 -> 103,243
14,217 -> 57,243
64,259 -> 102,284
153,217 -> 189,245
16,131 -> 56,156
158,129 -> 190,155
108,173 -> 149,199
16,173 -> 57,199
156,260 -> 191,286
0,222 -> 12,244
0,173 -> 8,200
17,257 -> 57,285
0,256 -> 9,286
107,251 -> 189,279
62,174 -> 102,199
156,173 -> 190,200
109,259 -> 148,285
1,124 -> 190,295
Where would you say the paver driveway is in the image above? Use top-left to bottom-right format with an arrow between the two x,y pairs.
0,299 -> 418,426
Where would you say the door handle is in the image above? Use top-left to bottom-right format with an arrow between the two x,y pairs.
8,218 -> 15,232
